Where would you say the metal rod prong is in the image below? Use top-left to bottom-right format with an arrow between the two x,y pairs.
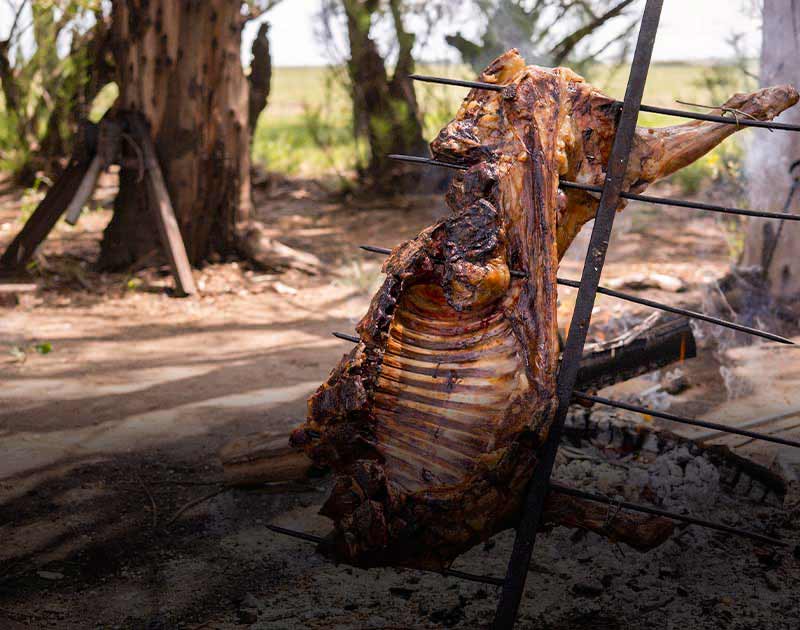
573,391 -> 800,450
557,277 -> 794,345
548,483 -> 789,548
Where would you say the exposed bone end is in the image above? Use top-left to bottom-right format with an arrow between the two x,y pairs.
544,490 -> 674,552
723,83 -> 799,120
219,430 -> 314,487
479,48 -> 526,84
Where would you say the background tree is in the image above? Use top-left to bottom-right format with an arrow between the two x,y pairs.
248,20 -> 273,141
0,0 -> 111,183
99,0 -> 291,269
446,0 -> 639,73
320,0 -> 428,192
741,0 -> 800,305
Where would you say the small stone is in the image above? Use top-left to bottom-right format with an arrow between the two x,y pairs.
642,433 -> 661,454
658,565 -> 678,579
662,370 -> 689,395
733,473 -> 753,496
240,593 -> 260,609
272,281 -> 298,296
571,579 -> 603,597
674,446 -> 692,467
764,573 -> 781,592
748,481 -> 767,502
389,586 -> 415,600
238,607 -> 258,624
37,570 -> 64,580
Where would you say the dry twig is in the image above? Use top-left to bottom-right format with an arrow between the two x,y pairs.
164,486 -> 228,528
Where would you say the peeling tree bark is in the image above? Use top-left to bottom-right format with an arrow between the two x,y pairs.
742,0 -> 800,301
100,0 -> 252,269
248,21 -> 272,140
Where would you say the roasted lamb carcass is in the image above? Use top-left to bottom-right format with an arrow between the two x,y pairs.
230,51 -> 797,570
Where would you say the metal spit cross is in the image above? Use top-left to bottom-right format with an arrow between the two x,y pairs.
269,1 -> 800,627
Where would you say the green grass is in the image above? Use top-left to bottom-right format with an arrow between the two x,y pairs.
254,61 -> 755,191
0,60 -> 754,194
252,64 -> 466,177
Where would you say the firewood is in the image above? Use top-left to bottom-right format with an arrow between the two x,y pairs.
220,430 -> 315,487
64,153 -> 104,225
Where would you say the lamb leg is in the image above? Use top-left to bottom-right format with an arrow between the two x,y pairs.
542,491 -> 673,552
557,83 -> 799,258
628,84 -> 799,189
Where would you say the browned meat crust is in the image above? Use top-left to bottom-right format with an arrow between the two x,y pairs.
284,50 -> 798,570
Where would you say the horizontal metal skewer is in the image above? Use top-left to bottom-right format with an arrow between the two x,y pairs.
559,180 -> 800,222
269,494 -> 789,582
548,483 -> 790,548
332,331 -> 361,344
360,244 -> 392,255
331,329 -> 796,447
388,154 -> 800,222
357,244 -> 793,345
557,277 -> 794,345
388,153 -> 466,170
268,524 -> 326,545
267,524 -> 504,586
572,391 -> 800,450
637,103 -> 800,133
408,74 -> 504,92
409,74 -> 800,133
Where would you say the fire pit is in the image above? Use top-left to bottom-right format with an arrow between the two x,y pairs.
257,406 -> 798,628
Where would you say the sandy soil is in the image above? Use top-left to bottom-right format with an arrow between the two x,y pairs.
1,175 -> 798,628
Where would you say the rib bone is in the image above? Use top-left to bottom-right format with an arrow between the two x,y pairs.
253,50 -> 798,570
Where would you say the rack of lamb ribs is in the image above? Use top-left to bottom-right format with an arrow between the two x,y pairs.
225,50 -> 798,571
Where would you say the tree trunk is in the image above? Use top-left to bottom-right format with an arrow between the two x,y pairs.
342,0 -> 427,192
248,21 -> 272,139
100,0 -> 252,268
742,0 -> 800,301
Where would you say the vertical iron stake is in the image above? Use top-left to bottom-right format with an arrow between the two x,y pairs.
491,1 -> 665,628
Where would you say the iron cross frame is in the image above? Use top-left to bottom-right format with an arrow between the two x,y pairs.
492,1 -> 665,627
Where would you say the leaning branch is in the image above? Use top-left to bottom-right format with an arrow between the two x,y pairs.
550,0 -> 636,65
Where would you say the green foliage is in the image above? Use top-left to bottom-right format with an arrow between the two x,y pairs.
8,340 -> 53,362
34,341 -> 52,354
0,1 -> 108,179
125,277 -> 142,291
252,61 -> 754,190
18,175 -> 49,222
88,81 -> 118,123
445,0 -> 639,73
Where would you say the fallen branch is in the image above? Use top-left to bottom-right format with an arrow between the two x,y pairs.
238,222 -> 321,275
164,486 -> 227,528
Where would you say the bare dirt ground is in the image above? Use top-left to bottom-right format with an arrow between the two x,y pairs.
1,174 -> 799,629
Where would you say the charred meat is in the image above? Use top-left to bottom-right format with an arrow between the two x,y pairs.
273,50 -> 798,570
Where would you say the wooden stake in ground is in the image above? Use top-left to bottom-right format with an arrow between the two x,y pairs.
129,115 -> 197,297
65,119 -> 122,226
0,124 -> 97,272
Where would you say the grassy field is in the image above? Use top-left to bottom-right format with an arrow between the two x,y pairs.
0,60 -> 754,192
254,61 -> 756,187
